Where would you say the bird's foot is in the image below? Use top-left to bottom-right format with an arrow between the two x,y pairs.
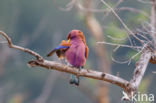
69,79 -> 79,86
69,75 -> 79,86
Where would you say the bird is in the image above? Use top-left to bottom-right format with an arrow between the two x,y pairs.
47,30 -> 89,86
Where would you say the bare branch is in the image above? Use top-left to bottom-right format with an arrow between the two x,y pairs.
137,0 -> 152,4
100,0 -> 144,45
129,48 -> 152,93
77,4 -> 149,20
0,31 -> 129,90
102,0 -> 124,21
0,31 -> 154,100
28,60 -> 129,89
97,41 -> 142,49
117,7 -> 149,19
151,0 -> 156,49
59,0 -> 76,11
120,47 -> 152,100
0,31 -> 43,61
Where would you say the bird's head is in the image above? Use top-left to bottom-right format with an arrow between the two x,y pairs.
67,30 -> 86,43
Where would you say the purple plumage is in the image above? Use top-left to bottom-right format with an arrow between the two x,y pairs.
65,30 -> 89,86
65,38 -> 86,67
47,30 -> 89,86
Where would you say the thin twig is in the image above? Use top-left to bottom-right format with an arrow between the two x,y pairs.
136,32 -> 151,43
111,43 -> 149,65
106,34 -> 128,41
100,0 -> 144,45
97,41 -> 142,49
111,56 -> 131,64
137,0 -> 152,4
0,31 -> 43,61
59,0 -> 76,11
117,7 -> 149,19
102,0 -> 124,21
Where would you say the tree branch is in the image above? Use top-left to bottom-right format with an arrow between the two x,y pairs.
0,31 -> 43,61
128,48 -> 152,93
28,60 -> 129,89
100,0 -> 144,45
0,31 -> 154,100
0,31 -> 128,89
151,0 -> 156,49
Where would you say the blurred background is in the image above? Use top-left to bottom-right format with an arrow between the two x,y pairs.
0,0 -> 155,103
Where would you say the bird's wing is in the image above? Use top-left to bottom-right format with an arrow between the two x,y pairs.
85,45 -> 89,59
81,38 -> 89,59
47,40 -> 71,57
47,45 -> 69,57
59,40 -> 71,46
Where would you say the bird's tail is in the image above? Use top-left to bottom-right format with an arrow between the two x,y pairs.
47,50 -> 56,57
47,46 -> 69,57
69,75 -> 79,86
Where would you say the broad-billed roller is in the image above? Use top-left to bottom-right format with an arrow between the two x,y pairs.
47,30 -> 89,86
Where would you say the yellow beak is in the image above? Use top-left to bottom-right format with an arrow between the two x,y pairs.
67,39 -> 70,43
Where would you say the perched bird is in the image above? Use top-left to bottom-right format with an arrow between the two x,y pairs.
47,30 -> 89,86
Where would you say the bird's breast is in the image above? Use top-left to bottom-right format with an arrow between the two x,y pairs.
65,42 -> 86,67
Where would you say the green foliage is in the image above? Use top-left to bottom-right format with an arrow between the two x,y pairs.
126,50 -> 141,62
126,12 -> 148,28
105,23 -> 127,44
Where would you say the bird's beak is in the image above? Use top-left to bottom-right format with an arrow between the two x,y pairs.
67,39 -> 70,43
